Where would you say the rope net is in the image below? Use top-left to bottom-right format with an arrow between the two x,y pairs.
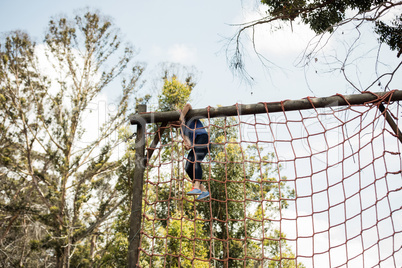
137,95 -> 402,268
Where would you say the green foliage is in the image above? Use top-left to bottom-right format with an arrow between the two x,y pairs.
261,0 -> 377,32
375,14 -> 402,57
158,75 -> 193,112
263,230 -> 306,268
164,211 -> 209,268
100,232 -> 130,267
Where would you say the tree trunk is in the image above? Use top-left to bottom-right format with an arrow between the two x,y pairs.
220,221 -> 228,268
90,235 -> 97,268
56,249 -> 63,268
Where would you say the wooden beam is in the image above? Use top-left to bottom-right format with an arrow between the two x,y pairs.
129,90 -> 402,124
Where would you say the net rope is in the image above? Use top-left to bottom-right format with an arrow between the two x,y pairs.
137,94 -> 402,268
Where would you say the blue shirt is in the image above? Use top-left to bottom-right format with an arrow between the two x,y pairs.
182,119 -> 207,144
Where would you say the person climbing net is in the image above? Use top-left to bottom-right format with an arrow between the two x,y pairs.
178,103 -> 211,201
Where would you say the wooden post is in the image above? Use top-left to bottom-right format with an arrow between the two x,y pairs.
128,104 -> 147,268
379,103 -> 402,144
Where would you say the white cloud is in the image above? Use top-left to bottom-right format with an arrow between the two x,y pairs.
149,43 -> 198,65
253,23 -> 316,56
239,5 -> 317,56
167,43 -> 198,64
150,44 -> 163,58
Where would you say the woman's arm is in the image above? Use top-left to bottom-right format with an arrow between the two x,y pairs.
179,103 -> 192,123
179,103 -> 192,150
183,135 -> 191,150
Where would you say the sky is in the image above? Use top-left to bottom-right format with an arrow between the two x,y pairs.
2,0 -> 400,111
0,0 -> 249,109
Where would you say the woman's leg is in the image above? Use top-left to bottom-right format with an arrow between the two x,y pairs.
185,149 -> 195,181
193,134 -> 209,189
186,149 -> 205,194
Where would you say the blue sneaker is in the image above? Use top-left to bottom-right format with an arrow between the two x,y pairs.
187,188 -> 202,195
196,191 -> 210,201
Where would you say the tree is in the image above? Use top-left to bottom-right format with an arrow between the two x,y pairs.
158,67 -> 195,112
0,10 -> 143,267
229,0 -> 401,91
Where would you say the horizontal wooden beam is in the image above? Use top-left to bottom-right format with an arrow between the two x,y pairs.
129,90 -> 402,125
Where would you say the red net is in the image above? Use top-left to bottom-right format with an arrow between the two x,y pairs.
137,95 -> 402,267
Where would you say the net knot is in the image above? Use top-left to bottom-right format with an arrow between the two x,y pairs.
361,90 -> 397,107
335,93 -> 352,106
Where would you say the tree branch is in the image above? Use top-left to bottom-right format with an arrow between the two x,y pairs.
72,197 -> 125,243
